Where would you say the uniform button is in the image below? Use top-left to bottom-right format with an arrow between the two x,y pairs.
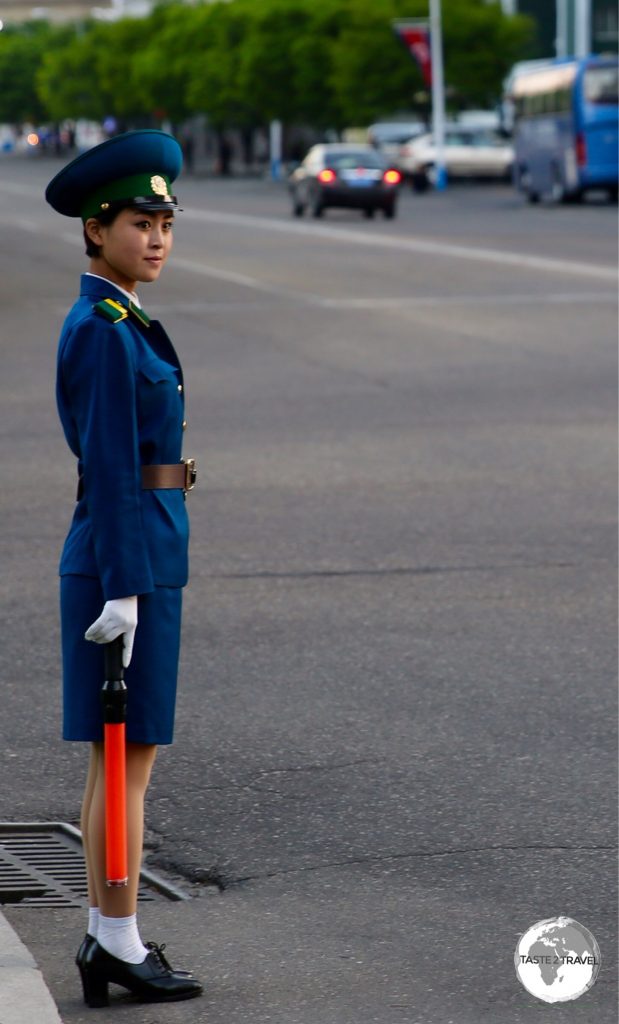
182,420 -> 187,431
177,384 -> 183,393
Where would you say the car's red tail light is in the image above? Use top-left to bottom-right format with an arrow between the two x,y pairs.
383,169 -> 401,185
575,133 -> 586,166
318,168 -> 337,184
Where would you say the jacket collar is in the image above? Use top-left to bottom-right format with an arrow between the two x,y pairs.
80,274 -> 152,327
80,273 -> 138,306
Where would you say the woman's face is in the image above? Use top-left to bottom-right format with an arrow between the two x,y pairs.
86,207 -> 174,292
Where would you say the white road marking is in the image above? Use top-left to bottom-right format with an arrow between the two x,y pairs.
182,206 -> 618,282
311,291 -> 617,310
56,228 -> 316,300
170,255 -> 283,291
14,219 -> 38,233
147,291 -> 617,315
52,229 -> 619,311
2,178 -> 614,283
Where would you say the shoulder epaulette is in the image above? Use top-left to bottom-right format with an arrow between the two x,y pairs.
93,298 -> 129,324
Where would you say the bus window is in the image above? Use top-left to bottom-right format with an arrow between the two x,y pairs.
584,66 -> 619,105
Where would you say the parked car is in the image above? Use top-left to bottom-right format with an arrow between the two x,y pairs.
399,128 -> 514,191
288,144 -> 402,218
367,120 -> 425,167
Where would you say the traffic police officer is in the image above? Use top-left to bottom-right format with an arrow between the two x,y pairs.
46,130 -> 202,1006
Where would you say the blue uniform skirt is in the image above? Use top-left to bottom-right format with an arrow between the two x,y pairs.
61,574 -> 182,744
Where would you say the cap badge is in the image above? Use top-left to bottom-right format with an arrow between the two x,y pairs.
150,175 -> 168,196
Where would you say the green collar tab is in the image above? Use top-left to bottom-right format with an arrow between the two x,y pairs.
129,302 -> 150,327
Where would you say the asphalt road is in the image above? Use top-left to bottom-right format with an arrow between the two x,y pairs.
0,157 -> 617,1024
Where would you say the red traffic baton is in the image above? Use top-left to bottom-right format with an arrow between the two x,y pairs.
101,636 -> 128,887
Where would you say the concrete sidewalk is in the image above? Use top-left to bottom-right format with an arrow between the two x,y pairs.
0,909 -> 62,1024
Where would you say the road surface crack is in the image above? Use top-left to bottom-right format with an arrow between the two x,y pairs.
224,843 -> 618,887
212,561 -> 576,581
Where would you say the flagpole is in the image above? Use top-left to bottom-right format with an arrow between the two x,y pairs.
429,0 -> 447,190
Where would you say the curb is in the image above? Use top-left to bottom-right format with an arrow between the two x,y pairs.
0,909 -> 62,1024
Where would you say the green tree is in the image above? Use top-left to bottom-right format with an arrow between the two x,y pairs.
37,17 -> 163,125
443,0 -> 534,108
330,0 -> 427,127
234,0 -> 315,125
22,0 -> 534,134
0,22 -> 62,123
289,0 -> 346,129
94,17 -> 159,122
330,0 -> 535,123
132,2 -> 206,124
185,0 -> 264,130
38,26 -> 110,122
185,0 -> 342,132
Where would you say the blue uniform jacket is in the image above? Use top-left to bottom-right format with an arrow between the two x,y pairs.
56,274 -> 189,600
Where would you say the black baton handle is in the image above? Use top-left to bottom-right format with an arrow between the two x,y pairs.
101,636 -> 127,724
104,635 -> 125,682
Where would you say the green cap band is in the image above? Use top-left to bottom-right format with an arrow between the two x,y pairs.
81,172 -> 173,221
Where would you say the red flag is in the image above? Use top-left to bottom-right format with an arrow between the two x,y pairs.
393,21 -> 432,88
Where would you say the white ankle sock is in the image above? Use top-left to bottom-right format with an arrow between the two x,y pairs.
87,906 -> 100,938
97,914 -> 148,964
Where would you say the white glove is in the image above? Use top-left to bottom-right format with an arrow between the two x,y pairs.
85,596 -> 138,668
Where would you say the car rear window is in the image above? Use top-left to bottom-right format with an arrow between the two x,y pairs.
443,132 -> 471,146
426,131 -> 506,147
467,130 -> 508,147
325,151 -> 384,169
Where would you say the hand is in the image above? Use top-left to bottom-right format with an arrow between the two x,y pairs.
85,596 -> 138,668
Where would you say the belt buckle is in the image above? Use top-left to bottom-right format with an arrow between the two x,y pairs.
182,457 -> 197,492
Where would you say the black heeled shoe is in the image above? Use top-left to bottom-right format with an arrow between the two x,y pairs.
145,941 -> 193,977
76,933 -> 96,969
77,935 -> 191,975
79,939 -> 203,1007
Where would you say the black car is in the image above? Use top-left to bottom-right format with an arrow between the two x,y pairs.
288,144 -> 402,219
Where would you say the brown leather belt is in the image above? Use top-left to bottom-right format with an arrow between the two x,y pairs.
142,460 -> 196,490
77,459 -> 196,500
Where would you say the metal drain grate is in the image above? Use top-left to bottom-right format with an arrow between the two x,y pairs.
0,823 -> 188,907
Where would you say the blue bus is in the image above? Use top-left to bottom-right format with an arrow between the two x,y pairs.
511,56 -> 618,203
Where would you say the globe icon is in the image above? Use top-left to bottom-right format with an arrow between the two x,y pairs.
514,916 -> 601,1003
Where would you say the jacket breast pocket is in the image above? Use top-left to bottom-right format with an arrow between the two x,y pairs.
137,357 -> 182,425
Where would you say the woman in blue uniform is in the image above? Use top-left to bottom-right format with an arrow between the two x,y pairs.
46,131 -> 202,1007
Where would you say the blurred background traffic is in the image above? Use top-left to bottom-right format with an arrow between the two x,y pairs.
0,0 -> 616,210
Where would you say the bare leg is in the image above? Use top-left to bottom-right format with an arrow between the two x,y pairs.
86,742 -> 157,917
81,743 -> 103,909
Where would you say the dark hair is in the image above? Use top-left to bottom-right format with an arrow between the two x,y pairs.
83,206 -> 122,258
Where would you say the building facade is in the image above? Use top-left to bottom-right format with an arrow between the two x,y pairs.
0,0 -> 172,25
502,0 -> 618,57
